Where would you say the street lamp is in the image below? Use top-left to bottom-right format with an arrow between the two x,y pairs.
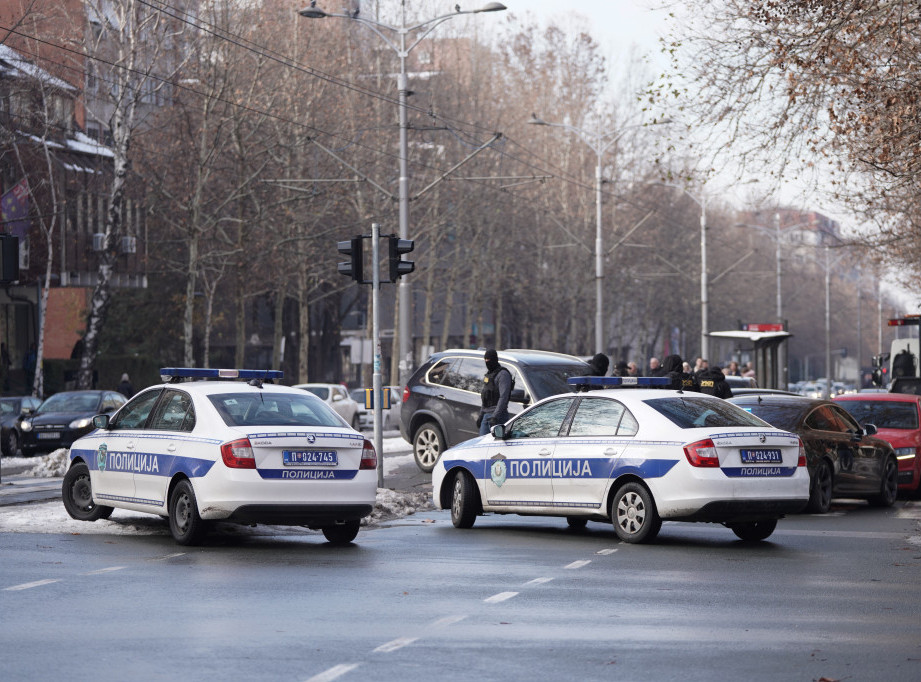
529,115 -> 668,354
299,1 -> 507,382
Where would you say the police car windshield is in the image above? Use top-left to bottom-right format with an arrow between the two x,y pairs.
530,364 -> 593,401
208,393 -> 348,428
837,401 -> 919,430
645,396 -> 769,429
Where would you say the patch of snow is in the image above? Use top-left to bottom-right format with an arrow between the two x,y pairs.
20,449 -> 70,477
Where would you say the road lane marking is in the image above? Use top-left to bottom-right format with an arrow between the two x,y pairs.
525,577 -> 554,585
596,548 -> 619,555
484,591 -> 519,603
431,615 -> 467,627
373,637 -> 418,653
149,553 -> 186,561
305,663 -> 360,682
84,566 -> 125,575
4,579 -> 60,591
565,560 -> 591,569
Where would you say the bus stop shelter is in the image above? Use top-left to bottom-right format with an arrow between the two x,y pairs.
708,329 -> 792,390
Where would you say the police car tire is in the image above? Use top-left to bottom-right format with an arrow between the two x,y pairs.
729,518 -> 777,542
62,462 -> 114,522
413,422 -> 444,474
322,520 -> 360,545
451,471 -> 479,529
806,460 -> 833,514
169,480 -> 206,546
611,482 -> 661,543
869,457 -> 899,507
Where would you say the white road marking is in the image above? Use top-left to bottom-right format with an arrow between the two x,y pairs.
596,548 -> 619,555
373,637 -> 418,653
149,552 -> 186,561
84,566 -> 125,575
565,560 -> 591,569
4,579 -> 60,591
305,663 -> 360,682
525,577 -> 554,585
431,615 -> 467,627
484,591 -> 519,603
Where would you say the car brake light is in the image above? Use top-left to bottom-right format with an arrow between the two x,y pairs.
221,438 -> 256,469
402,385 -> 410,403
797,438 -> 807,467
360,439 -> 377,470
684,438 -> 720,467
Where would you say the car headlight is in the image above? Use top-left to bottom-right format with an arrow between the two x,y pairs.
69,417 -> 93,430
20,420 -> 32,431
894,447 -> 916,459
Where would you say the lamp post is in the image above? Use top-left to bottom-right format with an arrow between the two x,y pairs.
299,1 -> 507,383
529,115 -> 664,354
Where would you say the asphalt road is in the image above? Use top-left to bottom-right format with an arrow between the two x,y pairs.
2,496 -> 920,682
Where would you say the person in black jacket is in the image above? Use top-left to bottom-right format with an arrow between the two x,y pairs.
588,353 -> 609,376
698,365 -> 733,398
662,354 -> 699,392
477,349 -> 513,435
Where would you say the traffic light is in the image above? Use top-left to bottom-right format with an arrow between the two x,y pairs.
337,236 -> 363,282
388,235 -> 414,282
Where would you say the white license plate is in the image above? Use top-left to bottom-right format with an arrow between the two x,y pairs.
37,432 -> 60,440
740,448 -> 782,463
283,450 -> 338,466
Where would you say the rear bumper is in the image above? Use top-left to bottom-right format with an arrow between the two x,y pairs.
226,504 -> 373,527
670,498 -> 808,523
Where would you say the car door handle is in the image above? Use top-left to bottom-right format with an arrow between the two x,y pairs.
167,444 -> 177,453
437,394 -> 446,400
538,448 -> 552,456
125,441 -> 135,450
604,448 -> 618,456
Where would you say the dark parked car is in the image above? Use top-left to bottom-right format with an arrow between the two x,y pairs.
729,394 -> 899,513
0,395 -> 42,456
834,392 -> 921,496
20,390 -> 127,456
400,349 -> 591,472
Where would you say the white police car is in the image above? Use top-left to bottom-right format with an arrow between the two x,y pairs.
432,377 -> 810,543
61,368 -> 378,546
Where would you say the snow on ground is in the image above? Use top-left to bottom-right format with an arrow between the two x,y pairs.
0,436 -> 435,536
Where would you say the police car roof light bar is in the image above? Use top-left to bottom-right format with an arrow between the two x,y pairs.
160,368 -> 284,382
567,376 -> 671,391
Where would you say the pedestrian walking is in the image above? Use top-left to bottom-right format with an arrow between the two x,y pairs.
118,373 -> 135,399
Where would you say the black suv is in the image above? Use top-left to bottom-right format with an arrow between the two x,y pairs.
400,349 -> 591,472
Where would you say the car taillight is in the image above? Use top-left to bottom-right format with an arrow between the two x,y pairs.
402,385 -> 410,403
797,438 -> 807,467
684,438 -> 720,467
221,438 -> 256,469
360,439 -> 377,470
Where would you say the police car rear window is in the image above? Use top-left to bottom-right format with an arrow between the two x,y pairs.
208,393 -> 346,428
645,396 -> 769,429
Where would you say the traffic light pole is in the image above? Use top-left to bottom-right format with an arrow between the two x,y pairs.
371,222 -> 384,488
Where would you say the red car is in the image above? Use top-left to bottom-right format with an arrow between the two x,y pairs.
834,393 -> 921,495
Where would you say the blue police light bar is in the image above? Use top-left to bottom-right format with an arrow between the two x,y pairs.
160,368 -> 284,381
567,376 -> 671,389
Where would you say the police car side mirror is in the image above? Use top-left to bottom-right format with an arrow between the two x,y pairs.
863,423 -> 877,436
93,414 -> 110,430
490,423 -> 507,439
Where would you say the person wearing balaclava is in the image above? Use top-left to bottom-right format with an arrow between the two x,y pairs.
662,354 -> 699,392
588,353 -> 609,377
477,349 -> 513,436
698,364 -> 733,398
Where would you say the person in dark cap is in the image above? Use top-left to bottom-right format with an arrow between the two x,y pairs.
698,364 -> 733,398
613,360 -> 630,377
662,354 -> 699,392
588,353 -> 609,377
477,349 -> 513,435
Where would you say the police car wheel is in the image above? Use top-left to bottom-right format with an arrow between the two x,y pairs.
451,471 -> 479,529
413,422 -> 444,473
729,518 -> 777,542
62,462 -> 114,522
322,520 -> 360,545
806,460 -> 833,513
870,457 -> 899,507
611,482 -> 661,543
566,517 -> 588,530
169,480 -> 206,545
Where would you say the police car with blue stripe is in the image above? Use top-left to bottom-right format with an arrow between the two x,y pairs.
61,368 -> 377,545
432,376 -> 810,542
